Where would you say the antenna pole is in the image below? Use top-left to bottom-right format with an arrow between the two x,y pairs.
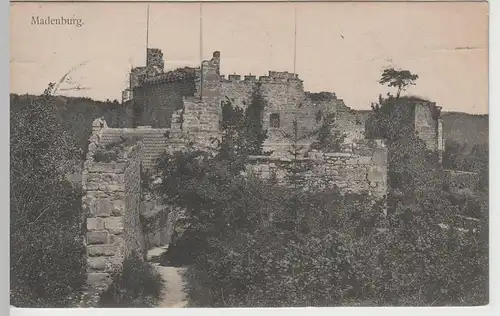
199,3 -> 203,100
200,3 -> 203,63
146,4 -> 150,63
293,4 -> 297,75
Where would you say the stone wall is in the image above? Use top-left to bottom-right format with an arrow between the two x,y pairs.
220,70 -> 365,144
133,79 -> 196,128
123,144 -> 144,257
122,49 -> 367,146
221,72 -> 308,142
99,126 -> 170,170
247,139 -> 388,199
196,51 -> 222,107
438,117 -> 444,163
146,48 -> 165,74
414,102 -> 440,151
82,118 -> 145,297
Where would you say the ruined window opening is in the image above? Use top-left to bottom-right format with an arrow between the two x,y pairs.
270,113 -> 280,128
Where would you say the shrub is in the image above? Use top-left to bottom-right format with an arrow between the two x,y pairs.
157,94 -> 488,307
98,252 -> 165,307
157,148 -> 385,307
310,113 -> 347,153
93,136 -> 140,163
10,91 -> 86,307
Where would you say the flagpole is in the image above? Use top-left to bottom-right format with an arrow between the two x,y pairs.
146,4 -> 150,63
293,4 -> 297,75
199,3 -> 203,100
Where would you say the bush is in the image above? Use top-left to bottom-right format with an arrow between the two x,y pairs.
98,252 -> 165,307
310,112 -> 347,153
10,91 -> 86,307
156,147 -> 385,306
155,95 -> 488,307
93,136 -> 139,162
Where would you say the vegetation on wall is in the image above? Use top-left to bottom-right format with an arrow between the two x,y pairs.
98,251 -> 165,308
150,69 -> 488,307
8,59 -> 488,307
154,100 -> 387,306
310,112 -> 347,153
244,83 -> 269,155
443,139 -> 489,192
366,70 -> 488,305
93,136 -> 140,163
378,67 -> 419,98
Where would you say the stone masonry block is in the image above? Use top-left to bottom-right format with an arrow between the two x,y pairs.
87,272 -> 111,287
357,156 -> 372,165
87,218 -> 105,231
87,257 -> 107,271
367,166 -> 385,182
88,244 -> 117,257
372,148 -> 387,166
110,199 -> 126,215
88,163 -> 126,173
99,182 -> 126,192
89,199 -> 113,217
345,158 -> 358,165
87,231 -> 109,245
84,182 -> 100,191
104,217 -> 124,235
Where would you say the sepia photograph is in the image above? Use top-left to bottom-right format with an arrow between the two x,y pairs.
10,0 -> 489,308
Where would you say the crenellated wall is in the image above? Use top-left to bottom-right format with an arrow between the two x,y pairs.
219,69 -> 367,146
119,49 -> 368,148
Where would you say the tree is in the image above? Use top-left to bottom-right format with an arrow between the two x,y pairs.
10,84 -> 85,307
379,68 -> 419,98
310,112 -> 347,153
243,83 -> 268,155
364,90 -> 488,306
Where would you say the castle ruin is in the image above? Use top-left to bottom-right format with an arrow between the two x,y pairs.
83,48 -> 447,297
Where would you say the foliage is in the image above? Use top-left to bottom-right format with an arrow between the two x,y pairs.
441,112 -> 488,147
365,82 -> 488,305
162,153 -> 384,307
98,251 -> 165,308
151,71 -> 487,306
10,86 -> 86,307
244,84 -> 269,155
366,95 -> 421,141
443,139 -> 489,192
10,93 -> 124,157
153,98 -> 384,306
279,118 -> 315,189
310,112 -> 347,153
374,190 -> 488,306
93,136 -> 139,163
378,67 -> 419,98
305,91 -> 337,102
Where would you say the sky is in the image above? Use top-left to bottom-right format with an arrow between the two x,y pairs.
10,1 -> 488,114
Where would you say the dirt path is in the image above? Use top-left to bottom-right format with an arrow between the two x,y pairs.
156,265 -> 188,308
147,247 -> 188,308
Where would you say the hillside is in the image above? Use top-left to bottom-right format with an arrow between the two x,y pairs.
442,112 -> 489,146
10,93 -> 122,151
358,109 -> 488,147
10,94 -> 488,152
